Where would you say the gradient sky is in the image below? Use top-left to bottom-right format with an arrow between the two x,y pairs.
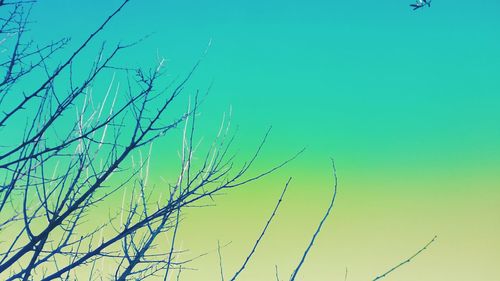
27,0 -> 500,280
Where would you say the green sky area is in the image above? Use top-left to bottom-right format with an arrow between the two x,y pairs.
22,0 -> 500,279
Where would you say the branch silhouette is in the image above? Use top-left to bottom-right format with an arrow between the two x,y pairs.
373,235 -> 437,281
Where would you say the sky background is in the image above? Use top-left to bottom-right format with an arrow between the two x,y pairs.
27,0 -> 500,280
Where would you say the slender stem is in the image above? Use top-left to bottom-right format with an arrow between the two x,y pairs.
373,235 -> 437,281
229,178 -> 292,281
290,159 -> 338,281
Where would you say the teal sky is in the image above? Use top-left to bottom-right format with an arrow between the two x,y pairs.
25,1 -> 500,280
32,0 -> 500,176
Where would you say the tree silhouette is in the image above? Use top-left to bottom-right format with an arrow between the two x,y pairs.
0,1 -> 434,280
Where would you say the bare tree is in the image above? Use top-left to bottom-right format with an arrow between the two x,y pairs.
0,1 -> 435,280
0,1 -> 303,279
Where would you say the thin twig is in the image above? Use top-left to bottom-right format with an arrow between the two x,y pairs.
229,178 -> 292,281
289,159 -> 338,281
217,240 -> 225,281
372,235 -> 437,281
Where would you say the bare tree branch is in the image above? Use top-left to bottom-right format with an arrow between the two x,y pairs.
290,159 -> 338,281
373,235 -> 437,281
